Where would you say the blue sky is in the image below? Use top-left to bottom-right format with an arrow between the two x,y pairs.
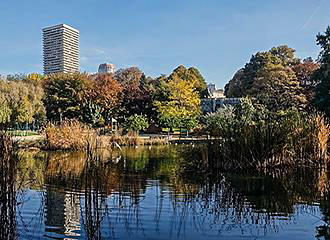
0,0 -> 329,87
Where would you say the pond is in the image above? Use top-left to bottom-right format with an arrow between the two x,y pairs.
2,145 -> 329,239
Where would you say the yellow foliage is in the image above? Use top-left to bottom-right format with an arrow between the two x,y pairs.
155,75 -> 200,127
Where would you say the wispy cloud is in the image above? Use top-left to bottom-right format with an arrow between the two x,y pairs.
82,47 -> 107,56
300,0 -> 325,31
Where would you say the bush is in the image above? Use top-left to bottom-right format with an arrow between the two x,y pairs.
109,131 -> 142,146
45,120 -> 96,150
125,114 -> 149,133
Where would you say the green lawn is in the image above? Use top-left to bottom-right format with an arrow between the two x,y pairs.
6,130 -> 39,137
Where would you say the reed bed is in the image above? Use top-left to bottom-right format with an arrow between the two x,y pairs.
205,99 -> 330,170
45,120 -> 97,150
0,132 -> 17,240
45,120 -> 168,150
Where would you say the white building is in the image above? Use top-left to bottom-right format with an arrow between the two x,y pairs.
207,83 -> 225,98
98,63 -> 115,74
0,74 -> 6,81
43,24 -> 79,74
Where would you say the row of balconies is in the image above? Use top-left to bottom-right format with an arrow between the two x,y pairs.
43,24 -> 79,74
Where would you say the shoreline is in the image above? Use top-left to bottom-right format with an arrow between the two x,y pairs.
12,134 -> 208,149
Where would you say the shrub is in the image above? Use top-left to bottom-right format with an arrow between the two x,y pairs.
45,120 -> 96,150
125,114 -> 149,133
205,98 -> 330,169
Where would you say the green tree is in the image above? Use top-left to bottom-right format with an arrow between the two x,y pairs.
125,114 -> 149,133
314,26 -> 330,116
248,61 -> 306,110
114,67 -> 157,121
169,65 -> 208,98
0,75 -> 45,128
0,98 -> 12,128
269,45 -> 300,67
81,101 -> 104,127
15,96 -> 34,126
43,73 -> 90,122
224,69 -> 244,97
224,45 -> 306,111
154,74 -> 201,131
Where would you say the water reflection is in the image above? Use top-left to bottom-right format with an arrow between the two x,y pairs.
318,190 -> 330,239
4,146 -> 330,239
0,136 -> 17,240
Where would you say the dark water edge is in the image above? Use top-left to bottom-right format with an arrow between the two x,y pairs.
2,145 -> 330,239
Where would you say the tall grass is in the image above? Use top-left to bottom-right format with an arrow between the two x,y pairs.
0,132 -> 17,240
45,120 -> 166,150
109,131 -> 168,146
45,120 -> 97,150
205,98 -> 330,170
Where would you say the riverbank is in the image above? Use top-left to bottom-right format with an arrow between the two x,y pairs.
12,135 -> 45,149
12,133 -> 208,149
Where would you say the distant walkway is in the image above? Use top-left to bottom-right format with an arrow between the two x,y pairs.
12,135 -> 44,142
140,133 -> 208,142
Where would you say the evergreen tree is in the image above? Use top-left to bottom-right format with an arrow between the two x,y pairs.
314,26 -> 330,116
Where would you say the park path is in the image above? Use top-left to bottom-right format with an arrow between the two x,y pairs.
12,135 -> 44,142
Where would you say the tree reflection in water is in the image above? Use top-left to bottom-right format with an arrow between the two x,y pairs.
82,148 -> 104,239
317,174 -> 330,240
0,134 -> 17,240
4,145 -> 330,239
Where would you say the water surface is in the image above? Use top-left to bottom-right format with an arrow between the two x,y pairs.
4,146 -> 330,239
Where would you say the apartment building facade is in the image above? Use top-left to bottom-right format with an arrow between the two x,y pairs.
43,24 -> 79,74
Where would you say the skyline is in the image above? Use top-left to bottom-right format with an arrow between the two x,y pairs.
0,0 -> 330,87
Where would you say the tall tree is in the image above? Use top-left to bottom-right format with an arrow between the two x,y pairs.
154,74 -> 201,131
43,73 -> 91,122
293,58 -> 320,87
248,62 -> 306,110
169,65 -> 208,98
114,67 -> 156,121
114,67 -> 143,86
269,45 -> 300,67
224,45 -> 307,110
293,58 -> 320,107
83,73 -> 123,125
314,26 -> 330,116
88,73 -> 122,112
224,69 -> 244,97
0,75 -> 45,128
0,97 -> 11,128
15,96 -> 34,125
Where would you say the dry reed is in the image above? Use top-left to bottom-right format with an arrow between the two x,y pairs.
109,131 -> 168,146
45,120 -> 96,150
206,107 -> 330,170
0,132 -> 17,240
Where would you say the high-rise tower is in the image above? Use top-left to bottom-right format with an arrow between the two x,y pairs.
43,24 -> 79,74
